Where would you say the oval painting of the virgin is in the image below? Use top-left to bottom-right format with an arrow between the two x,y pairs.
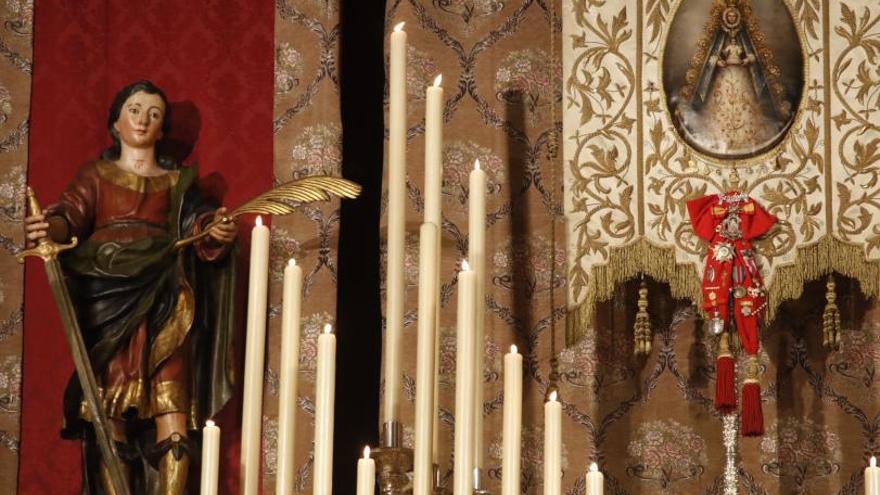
663,0 -> 804,160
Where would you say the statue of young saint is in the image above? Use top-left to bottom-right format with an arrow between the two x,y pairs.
24,80 -> 239,494
673,0 -> 793,158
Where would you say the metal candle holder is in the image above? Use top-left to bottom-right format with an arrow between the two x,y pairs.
373,421 -> 413,495
472,468 -> 491,495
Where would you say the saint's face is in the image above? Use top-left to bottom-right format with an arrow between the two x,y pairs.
114,91 -> 165,149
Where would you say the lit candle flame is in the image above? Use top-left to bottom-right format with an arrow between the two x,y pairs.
323,323 -> 332,334
363,446 -> 371,459
549,390 -> 557,402
474,159 -> 481,171
872,456 -> 878,468
256,215 -> 263,227
510,344 -> 518,354
206,419 -> 216,427
461,259 -> 470,271
433,74 -> 442,87
590,462 -> 599,472
288,258 -> 296,267
394,22 -> 405,32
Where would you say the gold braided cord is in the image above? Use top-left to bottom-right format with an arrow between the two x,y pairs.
566,235 -> 880,345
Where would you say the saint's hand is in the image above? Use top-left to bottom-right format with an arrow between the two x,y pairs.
208,207 -> 238,245
24,213 -> 49,249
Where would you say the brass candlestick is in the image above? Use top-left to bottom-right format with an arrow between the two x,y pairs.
373,421 -> 413,495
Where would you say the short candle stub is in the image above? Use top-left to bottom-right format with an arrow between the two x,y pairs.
364,446 -> 371,459
589,462 -> 599,472
872,456 -> 877,468
394,22 -> 405,32
323,323 -> 332,334
433,74 -> 442,87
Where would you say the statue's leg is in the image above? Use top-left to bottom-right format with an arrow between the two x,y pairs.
98,419 -> 131,495
154,412 -> 190,495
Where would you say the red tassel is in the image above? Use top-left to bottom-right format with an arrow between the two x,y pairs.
715,355 -> 736,413
741,382 -> 764,436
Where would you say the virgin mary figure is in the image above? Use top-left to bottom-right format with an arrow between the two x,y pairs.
672,0 -> 794,158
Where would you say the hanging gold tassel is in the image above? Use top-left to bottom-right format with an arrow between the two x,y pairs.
822,275 -> 841,349
634,279 -> 652,355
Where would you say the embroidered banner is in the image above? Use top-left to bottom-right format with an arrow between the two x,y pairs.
564,0 -> 880,344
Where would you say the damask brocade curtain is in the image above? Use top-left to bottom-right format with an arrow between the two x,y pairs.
381,1 -> 568,493
0,2 -> 31,493
263,1 -> 344,493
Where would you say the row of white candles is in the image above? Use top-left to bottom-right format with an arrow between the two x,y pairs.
200,21 -> 880,495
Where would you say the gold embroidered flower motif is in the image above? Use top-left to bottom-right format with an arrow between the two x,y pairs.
492,236 -> 566,299
0,83 -> 11,124
3,0 -> 32,35
0,355 -> 21,414
270,228 -> 302,282
298,312 -> 335,377
488,425 -> 568,491
275,42 -> 304,95
626,419 -> 708,489
435,0 -> 505,35
760,417 -> 842,484
0,164 -> 24,222
289,124 -> 342,180
494,49 -> 561,124
442,140 -> 505,205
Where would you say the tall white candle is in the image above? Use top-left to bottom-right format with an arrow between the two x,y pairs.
586,462 -> 604,495
544,391 -> 562,495
425,74 -> 443,228
277,259 -> 303,495
425,74 -> 444,466
240,216 -> 270,495
384,20 -> 407,425
469,159 -> 487,470
867,456 -> 880,495
200,420 -> 220,495
414,223 -> 440,495
502,345 -> 522,495
454,263 -> 476,495
313,324 -> 337,495
357,447 -> 377,495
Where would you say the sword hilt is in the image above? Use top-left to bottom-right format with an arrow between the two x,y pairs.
16,186 -> 78,263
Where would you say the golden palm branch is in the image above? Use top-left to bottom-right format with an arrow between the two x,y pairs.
174,175 -> 361,249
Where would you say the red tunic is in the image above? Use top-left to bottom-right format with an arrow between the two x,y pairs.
47,160 -> 226,421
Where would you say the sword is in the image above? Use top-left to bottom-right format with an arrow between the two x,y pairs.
17,187 -> 130,495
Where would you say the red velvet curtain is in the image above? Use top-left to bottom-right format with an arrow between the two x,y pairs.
19,1 -> 273,493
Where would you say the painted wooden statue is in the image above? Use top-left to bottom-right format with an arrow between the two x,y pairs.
24,80 -> 239,495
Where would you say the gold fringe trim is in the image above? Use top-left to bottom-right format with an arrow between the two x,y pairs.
764,235 -> 880,320
567,238 -> 703,344
567,235 -> 880,345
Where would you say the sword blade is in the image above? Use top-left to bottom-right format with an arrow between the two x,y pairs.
44,259 -> 131,495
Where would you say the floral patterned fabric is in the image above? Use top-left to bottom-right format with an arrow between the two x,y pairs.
0,0 -> 30,491
259,1 -> 343,492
